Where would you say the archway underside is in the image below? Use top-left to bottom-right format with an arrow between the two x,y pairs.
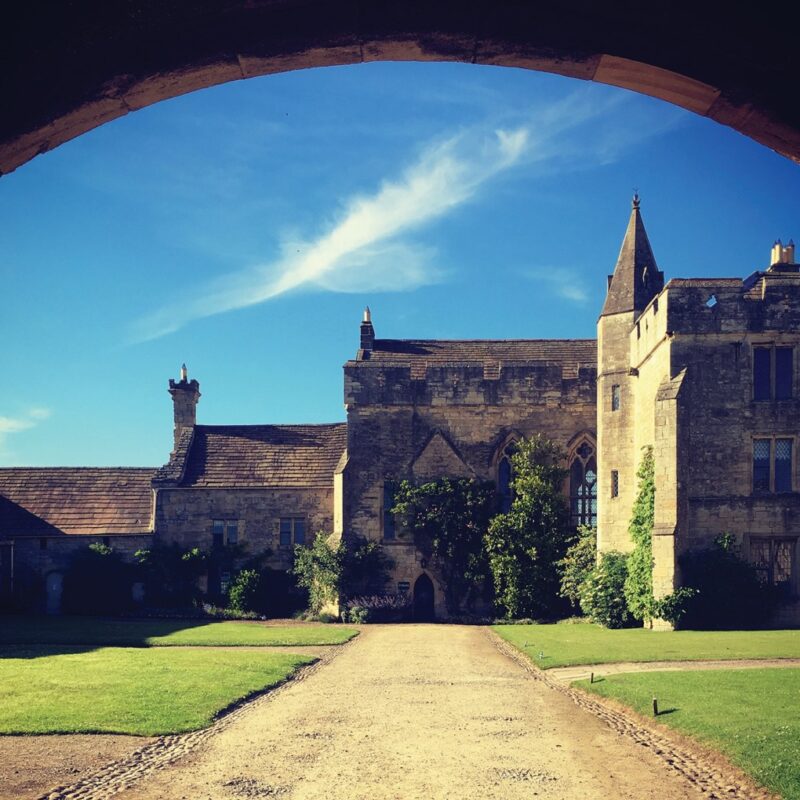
3,2 -> 800,176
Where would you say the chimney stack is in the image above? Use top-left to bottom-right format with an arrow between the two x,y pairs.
168,364 -> 200,449
360,307 -> 375,355
770,239 -> 796,268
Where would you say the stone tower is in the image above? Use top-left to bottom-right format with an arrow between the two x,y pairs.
597,196 -> 663,554
168,364 -> 200,449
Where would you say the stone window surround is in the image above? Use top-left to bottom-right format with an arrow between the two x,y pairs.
212,518 -> 240,547
746,535 -> 797,594
279,516 -> 306,547
752,436 -> 794,495
752,343 -> 794,402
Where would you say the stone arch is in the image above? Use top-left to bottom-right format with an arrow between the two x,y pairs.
567,432 -> 598,529
492,432 -> 521,513
413,572 -> 435,622
3,4 -> 800,176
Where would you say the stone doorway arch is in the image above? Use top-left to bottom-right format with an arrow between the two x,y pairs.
413,573 -> 435,622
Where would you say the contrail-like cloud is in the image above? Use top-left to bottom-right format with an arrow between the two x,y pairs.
130,89 -> 682,341
130,127 -> 529,341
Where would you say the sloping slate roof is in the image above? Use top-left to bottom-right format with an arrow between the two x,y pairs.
180,424 -> 347,489
0,468 -> 155,536
362,339 -> 597,379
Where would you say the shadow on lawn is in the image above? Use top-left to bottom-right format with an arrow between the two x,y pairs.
0,615 -> 213,658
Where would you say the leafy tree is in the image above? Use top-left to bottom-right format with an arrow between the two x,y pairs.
293,534 -> 344,613
558,525 -> 597,609
62,542 -> 133,615
392,477 -> 495,615
485,435 -> 572,619
579,551 -> 633,628
292,534 -> 392,614
134,544 -> 207,609
624,446 -> 655,624
679,534 -> 778,629
228,569 -> 262,613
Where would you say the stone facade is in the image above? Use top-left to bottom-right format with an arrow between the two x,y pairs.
2,200 -> 799,624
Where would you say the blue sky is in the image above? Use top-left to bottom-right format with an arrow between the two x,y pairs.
1,62 -> 799,467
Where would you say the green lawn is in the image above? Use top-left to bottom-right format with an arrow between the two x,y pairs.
494,622 -> 800,669
578,669 -> 800,800
0,615 -> 358,647
0,645 -> 314,735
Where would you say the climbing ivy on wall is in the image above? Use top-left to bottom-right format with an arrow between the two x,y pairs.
623,446 -> 655,624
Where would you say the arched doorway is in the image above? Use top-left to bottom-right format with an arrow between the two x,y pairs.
45,571 -> 63,615
413,573 -> 435,622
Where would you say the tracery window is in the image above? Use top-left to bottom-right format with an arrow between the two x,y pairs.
750,538 -> 795,594
497,441 -> 517,513
570,440 -> 597,527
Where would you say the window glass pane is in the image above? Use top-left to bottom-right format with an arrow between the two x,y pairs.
611,470 -> 619,498
611,385 -> 620,411
776,347 -> 793,400
212,520 -> 224,549
226,523 -> 238,544
753,440 -> 771,492
750,539 -> 770,583
279,518 -> 292,546
293,518 -> 306,545
753,348 -> 771,400
775,439 -> 792,492
774,541 -> 794,584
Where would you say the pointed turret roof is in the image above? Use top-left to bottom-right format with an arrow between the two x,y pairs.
601,195 -> 664,317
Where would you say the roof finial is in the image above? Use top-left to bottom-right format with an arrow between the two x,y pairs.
632,189 -> 640,210
180,363 -> 188,382
363,306 -> 371,323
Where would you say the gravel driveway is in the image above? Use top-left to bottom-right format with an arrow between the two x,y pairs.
108,624 -> 712,800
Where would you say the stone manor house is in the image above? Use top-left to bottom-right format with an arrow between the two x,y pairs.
1,199 -> 799,623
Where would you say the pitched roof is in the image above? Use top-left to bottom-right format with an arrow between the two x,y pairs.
358,339 -> 597,379
601,197 -> 664,317
179,424 -> 347,489
0,468 -> 155,536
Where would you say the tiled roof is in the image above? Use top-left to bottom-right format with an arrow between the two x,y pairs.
0,468 -> 155,536
360,339 -> 597,379
180,424 -> 347,489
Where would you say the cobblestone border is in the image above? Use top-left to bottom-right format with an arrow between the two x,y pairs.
486,629 -> 777,800
38,635 -> 361,800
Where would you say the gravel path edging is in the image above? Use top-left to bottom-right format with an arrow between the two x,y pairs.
486,629 -> 778,800
37,636 -> 360,800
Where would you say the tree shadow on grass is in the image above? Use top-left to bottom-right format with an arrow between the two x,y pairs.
0,615 -> 213,658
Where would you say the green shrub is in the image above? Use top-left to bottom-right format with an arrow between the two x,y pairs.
652,586 -> 697,627
485,435 -> 572,620
624,446 -> 655,624
392,477 -> 494,615
134,544 -> 207,609
62,543 -> 133,616
580,551 -> 633,629
558,525 -> 596,609
345,606 -> 369,624
679,534 -> 778,629
227,569 -> 262,614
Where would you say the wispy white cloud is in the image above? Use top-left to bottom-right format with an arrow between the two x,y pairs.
130,87 -> 683,341
522,267 -> 591,304
130,126 -> 529,341
0,408 -> 51,458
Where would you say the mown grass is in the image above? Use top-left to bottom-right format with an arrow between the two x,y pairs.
494,622 -> 800,669
578,668 -> 800,800
0,615 -> 358,647
0,646 -> 314,735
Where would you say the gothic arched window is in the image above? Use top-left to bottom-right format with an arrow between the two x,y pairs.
497,440 -> 517,513
570,440 -> 597,528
